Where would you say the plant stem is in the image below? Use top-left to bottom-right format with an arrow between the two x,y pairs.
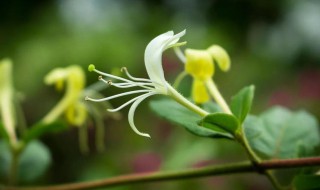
5,157 -> 320,190
8,146 -> 21,186
205,79 -> 231,114
5,161 -> 254,190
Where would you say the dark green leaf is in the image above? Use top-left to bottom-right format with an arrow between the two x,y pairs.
23,121 -> 68,143
293,175 -> 320,190
150,98 -> 233,139
231,85 -> 254,123
201,113 -> 239,136
244,106 -> 320,188
244,106 -> 320,159
0,140 -> 51,182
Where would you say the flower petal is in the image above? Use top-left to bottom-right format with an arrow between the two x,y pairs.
128,92 -> 158,138
144,30 -> 186,91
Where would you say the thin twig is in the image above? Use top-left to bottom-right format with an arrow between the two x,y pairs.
3,157 -> 320,190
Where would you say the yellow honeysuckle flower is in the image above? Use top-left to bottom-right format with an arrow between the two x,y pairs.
185,49 -> 213,104
175,45 -> 232,113
176,45 -> 230,103
43,65 -> 87,126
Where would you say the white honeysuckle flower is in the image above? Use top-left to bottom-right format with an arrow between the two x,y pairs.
86,30 -> 208,138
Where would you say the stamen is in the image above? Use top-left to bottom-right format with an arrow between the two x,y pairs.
174,47 -> 186,63
85,89 -> 152,102
110,83 -> 154,90
94,68 -> 134,84
121,67 -> 153,82
99,73 -> 155,90
108,91 -> 158,112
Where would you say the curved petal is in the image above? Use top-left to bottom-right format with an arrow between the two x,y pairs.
144,30 -> 186,91
128,92 -> 158,138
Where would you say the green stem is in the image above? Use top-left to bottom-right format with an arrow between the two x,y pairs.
236,129 -> 261,163
265,170 -> 288,190
205,79 -> 231,114
8,146 -> 21,185
167,84 -> 208,117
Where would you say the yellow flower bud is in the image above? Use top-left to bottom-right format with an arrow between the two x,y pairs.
185,49 -> 214,81
192,79 -> 209,104
43,65 -> 86,126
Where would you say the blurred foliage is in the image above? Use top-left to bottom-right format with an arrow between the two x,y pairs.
0,0 -> 319,189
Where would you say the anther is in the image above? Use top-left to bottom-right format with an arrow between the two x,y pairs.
85,96 -> 89,101
107,80 -> 112,85
98,76 -> 103,80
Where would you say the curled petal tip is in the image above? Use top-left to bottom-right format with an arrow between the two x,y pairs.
88,64 -> 95,72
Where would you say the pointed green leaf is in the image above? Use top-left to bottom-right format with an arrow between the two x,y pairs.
231,85 -> 254,123
150,98 -> 233,139
201,113 -> 239,136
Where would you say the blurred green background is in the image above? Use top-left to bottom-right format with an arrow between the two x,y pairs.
1,0 -> 320,189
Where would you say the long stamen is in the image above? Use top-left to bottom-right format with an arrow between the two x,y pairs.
121,67 -> 163,87
121,67 -> 152,82
85,89 -> 151,102
174,47 -> 186,63
111,83 -> 154,90
93,68 -> 133,83
107,92 -> 152,112
99,75 -> 155,90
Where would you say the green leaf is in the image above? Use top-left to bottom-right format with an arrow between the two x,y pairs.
231,85 -> 254,123
23,121 -> 68,143
0,140 -> 51,182
150,98 -> 233,139
201,113 -> 239,136
244,106 -> 320,187
293,175 -> 320,190
244,106 -> 320,159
